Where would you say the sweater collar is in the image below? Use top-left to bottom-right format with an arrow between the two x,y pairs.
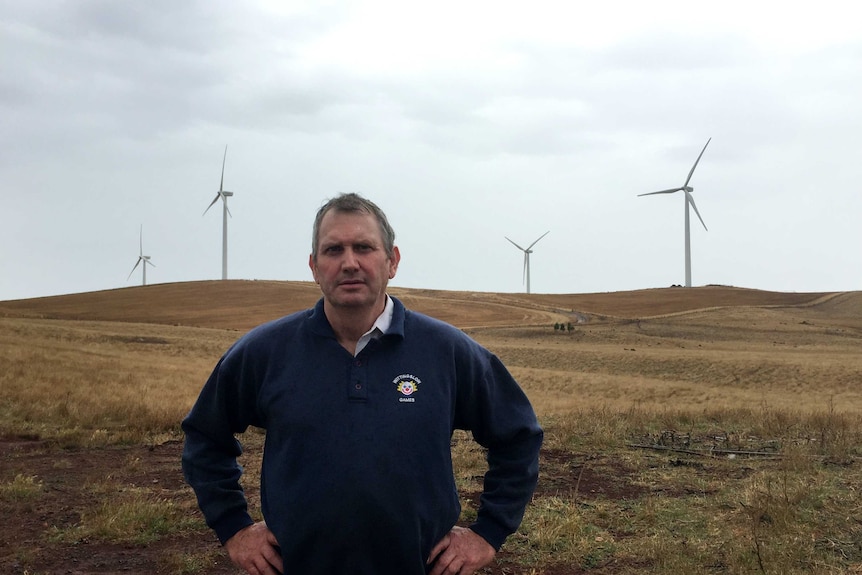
308,296 -> 406,340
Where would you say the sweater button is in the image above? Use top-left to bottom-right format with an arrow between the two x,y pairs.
355,383 -> 362,390
355,360 -> 362,367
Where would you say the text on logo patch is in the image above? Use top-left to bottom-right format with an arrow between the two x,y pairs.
393,374 -> 421,402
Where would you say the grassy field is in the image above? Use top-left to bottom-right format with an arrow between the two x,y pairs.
1,281 -> 861,574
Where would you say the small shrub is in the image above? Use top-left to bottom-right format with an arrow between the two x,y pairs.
0,474 -> 43,503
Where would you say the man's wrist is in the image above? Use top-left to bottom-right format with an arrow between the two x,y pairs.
213,513 -> 255,546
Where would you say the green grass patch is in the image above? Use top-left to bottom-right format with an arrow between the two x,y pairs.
50,487 -> 203,545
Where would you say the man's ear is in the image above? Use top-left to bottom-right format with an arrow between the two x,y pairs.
389,246 -> 401,279
308,254 -> 319,284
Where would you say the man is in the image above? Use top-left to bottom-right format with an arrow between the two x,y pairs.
182,193 -> 543,575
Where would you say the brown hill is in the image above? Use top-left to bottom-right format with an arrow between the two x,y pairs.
0,281 -> 852,331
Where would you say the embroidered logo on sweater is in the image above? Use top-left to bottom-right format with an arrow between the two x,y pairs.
393,374 -> 420,402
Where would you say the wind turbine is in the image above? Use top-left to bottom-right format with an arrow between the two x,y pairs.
638,138 -> 711,288
505,231 -> 549,294
127,225 -> 155,286
203,145 -> 233,280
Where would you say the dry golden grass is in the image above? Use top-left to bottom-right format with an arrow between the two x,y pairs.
3,281 -> 858,443
2,281 -> 862,574
0,316 -> 235,445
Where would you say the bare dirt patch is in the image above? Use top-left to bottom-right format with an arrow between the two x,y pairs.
0,438 -> 664,575
537,450 -> 649,501
0,439 -> 238,575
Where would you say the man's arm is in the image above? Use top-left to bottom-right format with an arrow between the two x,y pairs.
469,426 -> 543,550
181,421 -> 255,545
458,352 -> 544,551
182,350 -> 262,546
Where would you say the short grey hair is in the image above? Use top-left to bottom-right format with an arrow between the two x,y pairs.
311,193 -> 396,260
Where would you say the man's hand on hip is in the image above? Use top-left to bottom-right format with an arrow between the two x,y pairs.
427,525 -> 496,575
224,521 -> 283,575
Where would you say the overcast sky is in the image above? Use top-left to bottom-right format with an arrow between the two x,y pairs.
3,0 -> 860,301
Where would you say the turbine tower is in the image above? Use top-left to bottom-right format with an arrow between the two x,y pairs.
638,138 -> 711,288
505,231 -> 549,294
127,225 -> 155,286
203,145 -> 233,280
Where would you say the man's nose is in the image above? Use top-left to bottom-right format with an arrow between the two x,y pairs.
341,247 -> 359,268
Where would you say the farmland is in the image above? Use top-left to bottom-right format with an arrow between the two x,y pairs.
2,281 -> 861,574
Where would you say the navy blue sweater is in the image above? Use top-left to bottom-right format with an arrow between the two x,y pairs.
182,297 -> 542,574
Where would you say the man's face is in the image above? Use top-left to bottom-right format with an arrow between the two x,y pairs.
309,210 -> 400,311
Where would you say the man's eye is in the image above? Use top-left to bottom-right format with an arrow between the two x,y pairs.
325,246 -> 343,255
354,244 -> 372,252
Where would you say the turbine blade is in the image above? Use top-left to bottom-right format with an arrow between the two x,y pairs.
638,187 -> 683,197
522,253 -> 528,284
684,137 -> 711,187
128,258 -> 142,280
220,145 -> 227,192
505,236 -> 526,251
203,194 -> 220,215
687,192 -> 708,231
224,197 -> 233,218
527,230 -> 550,250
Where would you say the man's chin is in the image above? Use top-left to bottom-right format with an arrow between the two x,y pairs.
332,298 -> 364,307
330,291 -> 371,307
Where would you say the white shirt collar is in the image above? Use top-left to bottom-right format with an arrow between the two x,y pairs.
354,295 -> 393,356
